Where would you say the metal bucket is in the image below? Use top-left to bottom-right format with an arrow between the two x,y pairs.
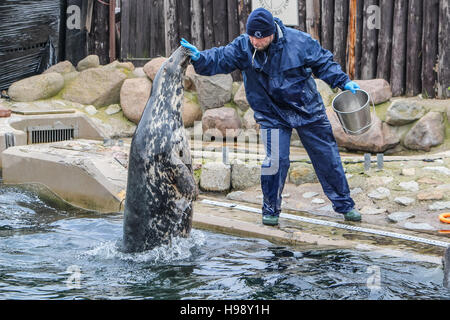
331,89 -> 374,135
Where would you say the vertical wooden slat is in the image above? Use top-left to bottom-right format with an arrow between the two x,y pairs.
177,0 -> 192,42
109,0 -> 116,62
361,0 -> 379,80
141,0 -> 151,59
405,0 -> 423,96
191,0 -> 204,50
376,0 -> 394,82
212,0 -> 228,47
354,0 -> 364,79
346,0 -> 356,79
238,0 -> 251,35
227,0 -> 240,42
390,0 -> 408,96
437,0 -> 450,99
306,0 -> 321,41
203,0 -> 214,48
129,0 -> 137,58
88,0 -> 109,64
297,0 -> 307,32
333,0 -> 349,73
135,0 -> 144,60
164,0 -> 178,57
321,0 -> 334,51
421,0 -> 439,98
150,0 -> 165,57
120,0 -> 129,60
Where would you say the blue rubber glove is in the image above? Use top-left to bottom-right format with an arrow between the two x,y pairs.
344,81 -> 361,94
180,38 -> 200,61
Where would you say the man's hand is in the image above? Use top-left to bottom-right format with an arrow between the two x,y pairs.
344,81 -> 361,94
180,38 -> 200,61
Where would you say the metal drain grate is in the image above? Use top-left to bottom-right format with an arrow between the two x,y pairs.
27,123 -> 79,144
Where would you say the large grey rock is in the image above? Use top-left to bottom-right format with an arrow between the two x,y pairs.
354,79 -> 392,105
403,112 -> 445,151
63,67 -> 127,107
231,159 -> 261,190
242,108 -> 260,131
289,163 -> 318,185
423,166 -> 450,176
143,57 -> 167,81
44,61 -> 76,75
76,55 -> 100,71
8,72 -> 64,102
193,73 -> 233,109
368,187 -> 391,200
403,222 -> 436,231
182,98 -> 203,128
394,197 -> 415,206
233,83 -> 250,112
385,100 -> 426,126
184,65 -> 197,91
315,79 -> 335,106
326,108 -> 400,153
120,77 -> 152,124
387,212 -> 415,223
428,201 -> 450,210
200,162 -> 231,192
202,107 -> 242,139
398,181 -> 419,192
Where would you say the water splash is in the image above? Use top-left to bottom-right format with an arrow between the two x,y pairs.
84,229 -> 206,264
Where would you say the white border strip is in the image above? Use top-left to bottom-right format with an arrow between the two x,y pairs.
201,199 -> 450,248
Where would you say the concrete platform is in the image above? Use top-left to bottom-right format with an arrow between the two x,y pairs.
2,139 -> 128,212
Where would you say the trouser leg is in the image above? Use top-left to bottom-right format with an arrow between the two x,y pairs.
295,117 -> 355,214
260,126 -> 292,216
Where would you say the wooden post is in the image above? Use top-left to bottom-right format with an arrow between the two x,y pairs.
298,0 -> 307,32
164,0 -> 178,57
333,0 -> 349,73
88,0 -> 109,65
405,0 -> 423,97
109,0 -> 116,62
203,0 -> 214,49
191,0 -> 204,50
120,0 -> 129,61
376,0 -> 394,82
150,0 -> 165,57
437,0 -> 449,99
238,0 -> 251,35
354,0 -> 364,79
390,0 -> 408,96
177,0 -> 192,42
227,0 -> 240,41
306,0 -> 321,41
361,0 -> 379,80
421,0 -> 439,98
213,0 -> 228,47
321,0 -> 334,52
346,0 -> 356,79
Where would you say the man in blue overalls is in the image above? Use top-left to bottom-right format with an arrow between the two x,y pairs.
182,7 -> 362,226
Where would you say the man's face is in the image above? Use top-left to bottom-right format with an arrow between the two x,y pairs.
249,34 -> 274,51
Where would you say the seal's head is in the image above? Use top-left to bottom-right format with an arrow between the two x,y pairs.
246,8 -> 275,51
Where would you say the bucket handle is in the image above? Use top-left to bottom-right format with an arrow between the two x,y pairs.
342,94 -> 376,135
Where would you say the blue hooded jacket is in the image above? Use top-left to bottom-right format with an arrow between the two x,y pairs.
192,18 -> 351,129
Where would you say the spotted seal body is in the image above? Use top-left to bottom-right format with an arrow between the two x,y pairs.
122,47 -> 197,253
444,246 -> 450,289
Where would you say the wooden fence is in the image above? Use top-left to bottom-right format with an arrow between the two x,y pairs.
119,0 -> 449,98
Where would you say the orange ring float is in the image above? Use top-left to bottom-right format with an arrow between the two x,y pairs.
439,213 -> 450,224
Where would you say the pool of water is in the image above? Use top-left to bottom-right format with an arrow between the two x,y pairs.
0,185 -> 449,300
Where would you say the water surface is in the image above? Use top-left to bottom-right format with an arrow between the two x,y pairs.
0,185 -> 448,300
